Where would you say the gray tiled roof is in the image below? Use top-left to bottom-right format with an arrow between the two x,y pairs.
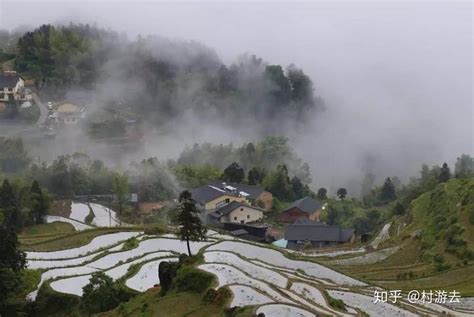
209,201 -> 264,219
284,219 -> 354,243
191,181 -> 267,205
207,180 -> 266,199
283,196 -> 322,214
190,185 -> 226,206
0,73 -> 21,88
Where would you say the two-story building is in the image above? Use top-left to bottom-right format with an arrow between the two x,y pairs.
190,181 -> 270,225
278,196 -> 323,223
207,181 -> 273,210
0,71 -> 29,102
50,102 -> 86,125
208,201 -> 264,224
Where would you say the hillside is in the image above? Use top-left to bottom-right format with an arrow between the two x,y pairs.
329,178 -> 474,297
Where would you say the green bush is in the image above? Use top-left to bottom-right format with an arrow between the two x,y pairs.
469,208 -> 474,225
328,296 -> 346,311
34,283 -> 81,316
174,267 -> 214,293
202,287 -> 232,306
122,237 -> 139,251
144,224 -> 166,235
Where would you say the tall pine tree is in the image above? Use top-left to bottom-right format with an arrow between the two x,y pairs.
380,177 -> 396,202
438,162 -> 451,183
175,191 -> 207,256
30,180 -> 49,224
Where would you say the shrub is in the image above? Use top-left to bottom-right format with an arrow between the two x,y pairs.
202,287 -> 232,306
469,207 -> 474,225
144,224 -> 166,235
158,261 -> 180,294
81,272 -> 133,314
122,237 -> 139,251
328,296 -> 346,311
174,266 -> 214,293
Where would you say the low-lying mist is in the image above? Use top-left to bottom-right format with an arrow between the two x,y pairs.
1,1 -> 472,197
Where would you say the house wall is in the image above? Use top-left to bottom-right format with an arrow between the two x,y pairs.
222,205 -> 263,224
1,78 -> 28,101
278,207 -> 308,223
204,195 -> 247,211
257,191 -> 273,210
308,209 -> 322,222
287,240 -> 342,250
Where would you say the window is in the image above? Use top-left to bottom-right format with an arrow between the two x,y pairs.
240,208 -> 244,211
234,217 -> 237,220
225,198 -> 230,203
247,215 -> 250,219
0,93 -> 4,100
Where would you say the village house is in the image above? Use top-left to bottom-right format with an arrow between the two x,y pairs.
191,181 -> 272,211
278,196 -> 323,223
207,181 -> 273,210
50,102 -> 86,125
208,201 -> 264,224
0,71 -> 31,102
284,219 -> 355,250
191,183 -> 248,211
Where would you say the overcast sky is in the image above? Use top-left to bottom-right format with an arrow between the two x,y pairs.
0,0 -> 472,190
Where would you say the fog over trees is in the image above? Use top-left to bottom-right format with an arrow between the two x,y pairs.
0,1 -> 472,196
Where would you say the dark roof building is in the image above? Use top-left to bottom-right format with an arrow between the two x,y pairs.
223,222 -> 268,242
0,72 -> 22,88
207,201 -> 264,224
285,196 -> 322,213
191,184 -> 227,206
279,196 -> 323,223
207,181 -> 265,200
190,181 -> 273,211
285,219 -> 355,250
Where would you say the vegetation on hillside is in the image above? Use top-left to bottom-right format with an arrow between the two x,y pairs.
1,23 -> 324,137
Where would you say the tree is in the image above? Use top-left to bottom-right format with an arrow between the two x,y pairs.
82,272 -> 120,314
247,167 -> 266,185
263,165 -> 293,201
360,172 -> 376,198
175,191 -> 207,256
0,137 -> 30,173
336,188 -> 347,201
438,162 -> 451,183
29,180 -> 49,224
316,187 -> 327,200
290,176 -> 305,199
392,202 -> 405,215
380,177 -> 396,202
222,162 -> 245,183
264,65 -> 292,107
0,225 -> 26,309
454,154 -> 474,178
112,173 -> 128,215
0,180 -> 19,229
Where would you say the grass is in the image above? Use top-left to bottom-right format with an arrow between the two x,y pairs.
20,226 -> 142,252
20,222 -> 75,236
332,178 -> 474,296
98,290 -> 226,317
374,264 -> 474,296
17,269 -> 41,299
19,222 -> 76,246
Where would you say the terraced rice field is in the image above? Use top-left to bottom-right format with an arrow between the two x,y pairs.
24,227 -> 473,316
